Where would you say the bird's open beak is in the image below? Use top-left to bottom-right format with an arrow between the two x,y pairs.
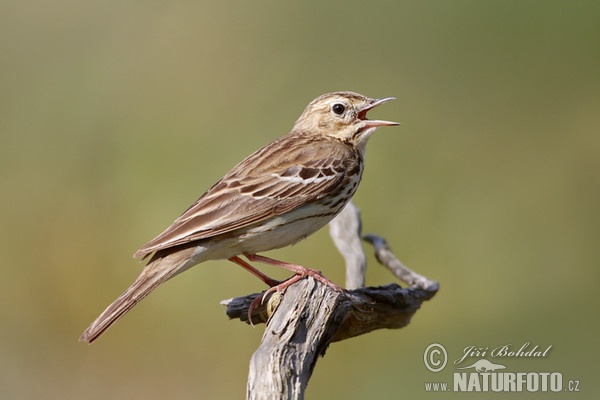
358,97 -> 399,128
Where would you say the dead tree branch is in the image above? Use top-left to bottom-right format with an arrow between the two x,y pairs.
221,201 -> 439,399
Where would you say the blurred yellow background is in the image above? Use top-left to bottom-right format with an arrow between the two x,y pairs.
1,1 -> 598,398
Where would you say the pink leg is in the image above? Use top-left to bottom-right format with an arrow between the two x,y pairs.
228,256 -> 281,287
231,254 -> 346,324
245,253 -> 345,293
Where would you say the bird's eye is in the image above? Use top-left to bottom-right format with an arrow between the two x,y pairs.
332,103 -> 346,115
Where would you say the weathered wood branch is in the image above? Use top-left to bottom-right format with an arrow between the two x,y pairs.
328,201 -> 366,290
221,201 -> 439,399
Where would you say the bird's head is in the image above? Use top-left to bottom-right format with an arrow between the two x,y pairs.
292,91 -> 398,151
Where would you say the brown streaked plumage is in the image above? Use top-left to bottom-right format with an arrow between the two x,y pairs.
80,91 -> 398,343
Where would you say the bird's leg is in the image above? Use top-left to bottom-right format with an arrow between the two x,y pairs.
228,256 -> 301,323
228,256 -> 281,287
230,254 -> 347,323
245,253 -> 346,293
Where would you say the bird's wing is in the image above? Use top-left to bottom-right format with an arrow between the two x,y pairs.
134,133 -> 359,258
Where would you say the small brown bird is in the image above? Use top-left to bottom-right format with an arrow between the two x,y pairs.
80,91 -> 398,343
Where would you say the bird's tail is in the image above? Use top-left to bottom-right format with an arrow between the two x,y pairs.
80,247 -> 196,344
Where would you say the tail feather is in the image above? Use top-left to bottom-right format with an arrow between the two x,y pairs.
80,248 -> 195,343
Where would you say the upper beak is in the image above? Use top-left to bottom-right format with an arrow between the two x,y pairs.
358,97 -> 399,128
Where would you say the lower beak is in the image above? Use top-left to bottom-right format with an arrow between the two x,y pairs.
359,97 -> 399,128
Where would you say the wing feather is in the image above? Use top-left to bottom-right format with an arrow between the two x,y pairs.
134,133 -> 358,258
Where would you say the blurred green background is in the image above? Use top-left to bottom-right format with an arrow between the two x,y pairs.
1,0 -> 598,398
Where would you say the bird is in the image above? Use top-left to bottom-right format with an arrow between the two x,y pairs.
80,91 -> 398,343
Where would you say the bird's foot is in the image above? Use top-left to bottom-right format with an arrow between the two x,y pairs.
246,253 -> 346,293
231,253 -> 346,323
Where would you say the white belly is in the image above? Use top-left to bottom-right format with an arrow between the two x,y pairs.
190,203 -> 340,263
